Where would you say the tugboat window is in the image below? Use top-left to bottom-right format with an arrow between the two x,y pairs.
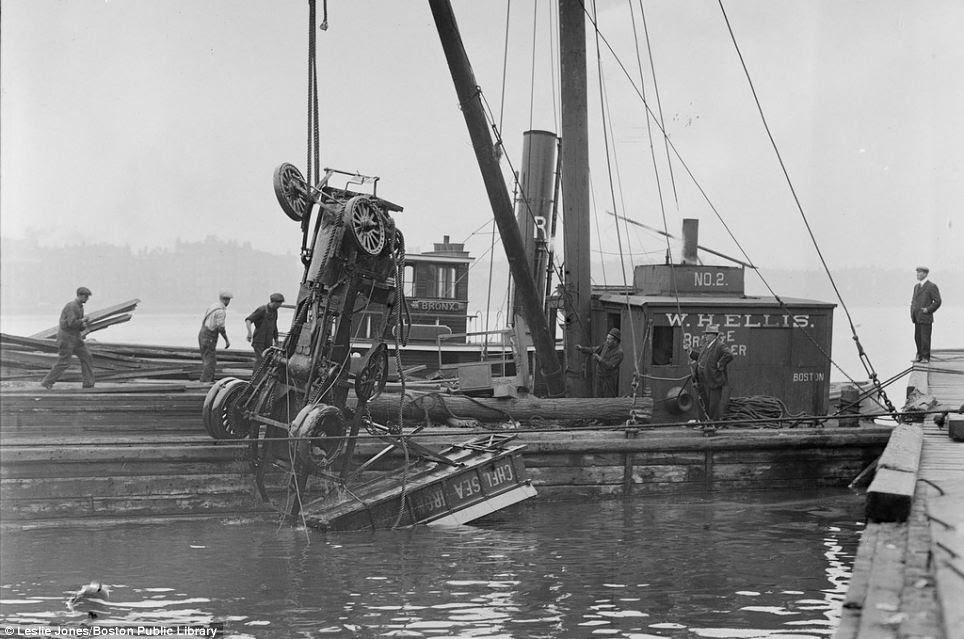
403,264 -> 416,298
435,265 -> 457,298
652,325 -> 675,365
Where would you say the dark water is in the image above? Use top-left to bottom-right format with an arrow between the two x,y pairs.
0,490 -> 863,638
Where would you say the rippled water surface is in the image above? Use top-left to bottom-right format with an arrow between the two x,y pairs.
0,491 -> 863,638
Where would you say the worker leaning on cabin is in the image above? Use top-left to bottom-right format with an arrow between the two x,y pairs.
245,292 -> 285,368
198,291 -> 233,383
40,287 -> 96,390
576,328 -> 624,398
910,266 -> 941,364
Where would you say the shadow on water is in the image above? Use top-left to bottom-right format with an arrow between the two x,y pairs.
0,489 -> 864,638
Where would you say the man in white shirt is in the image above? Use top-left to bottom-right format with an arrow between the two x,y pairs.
198,290 -> 233,382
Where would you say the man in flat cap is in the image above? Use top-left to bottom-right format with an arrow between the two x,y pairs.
577,327 -> 624,397
910,266 -> 941,363
41,287 -> 95,389
245,293 -> 285,367
198,290 -> 233,383
690,325 -> 734,420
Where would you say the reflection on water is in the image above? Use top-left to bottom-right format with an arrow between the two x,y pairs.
0,491 -> 863,638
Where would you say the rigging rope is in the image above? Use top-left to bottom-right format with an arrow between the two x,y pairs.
579,3 -> 870,393
637,0 -> 679,209
591,0 -> 641,387
716,0 -> 899,418
498,0 -> 511,137
626,0 -> 682,319
528,1 -> 538,131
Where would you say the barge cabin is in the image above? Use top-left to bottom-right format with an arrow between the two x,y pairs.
571,236 -> 836,424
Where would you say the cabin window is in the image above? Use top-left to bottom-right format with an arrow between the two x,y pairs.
435,266 -> 457,298
652,326 -> 675,366
403,264 -> 416,298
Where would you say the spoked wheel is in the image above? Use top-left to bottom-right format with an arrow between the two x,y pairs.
250,397 -> 347,518
355,343 -> 389,403
290,403 -> 348,474
345,196 -> 386,255
273,163 -> 312,222
203,378 -> 251,440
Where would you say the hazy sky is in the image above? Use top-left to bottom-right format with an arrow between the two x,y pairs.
2,0 -> 962,278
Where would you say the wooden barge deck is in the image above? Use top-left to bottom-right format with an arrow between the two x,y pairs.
0,381 -> 890,528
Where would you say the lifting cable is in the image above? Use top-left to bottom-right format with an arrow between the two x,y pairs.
306,0 -> 321,187
717,1 -> 899,418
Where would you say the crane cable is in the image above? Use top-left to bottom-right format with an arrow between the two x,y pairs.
306,0 -> 321,187
717,1 -> 899,419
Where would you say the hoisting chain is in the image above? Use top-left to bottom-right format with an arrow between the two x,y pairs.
854,335 -> 901,421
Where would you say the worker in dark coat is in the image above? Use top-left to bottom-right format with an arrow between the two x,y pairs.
690,325 -> 733,420
41,287 -> 95,389
910,266 -> 941,363
577,328 -> 624,397
245,293 -> 285,367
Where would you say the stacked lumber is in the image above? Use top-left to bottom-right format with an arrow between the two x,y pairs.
0,333 -> 254,383
30,299 -> 142,339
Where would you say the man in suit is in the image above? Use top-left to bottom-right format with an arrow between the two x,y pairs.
690,325 -> 734,420
910,266 -> 942,363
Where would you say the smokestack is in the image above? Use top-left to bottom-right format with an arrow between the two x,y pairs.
511,130 -> 558,315
681,219 -> 699,265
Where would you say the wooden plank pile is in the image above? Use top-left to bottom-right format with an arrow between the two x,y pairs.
29,299 -> 142,339
1,332 -> 254,383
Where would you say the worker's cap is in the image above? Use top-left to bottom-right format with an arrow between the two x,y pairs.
607,328 -> 621,341
704,325 -> 721,334
915,266 -> 929,274
218,290 -> 234,299
269,293 -> 285,303
76,287 -> 92,296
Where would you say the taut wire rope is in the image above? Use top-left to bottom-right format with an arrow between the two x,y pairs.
717,0 -> 898,417
591,0 -> 640,386
578,2 -> 865,389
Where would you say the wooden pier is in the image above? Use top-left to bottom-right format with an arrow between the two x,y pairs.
835,350 -> 964,639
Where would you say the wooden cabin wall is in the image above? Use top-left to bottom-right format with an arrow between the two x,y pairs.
598,302 -> 835,423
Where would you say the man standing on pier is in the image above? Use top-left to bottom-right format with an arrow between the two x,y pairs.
245,292 -> 285,367
198,291 -> 232,383
576,328 -> 624,397
911,266 -> 941,363
691,325 -> 733,421
41,287 -> 95,390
